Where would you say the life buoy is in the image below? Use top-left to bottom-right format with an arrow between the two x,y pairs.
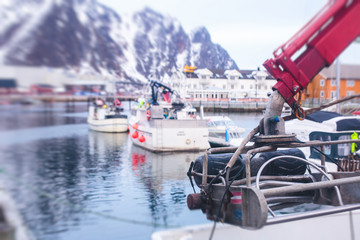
146,110 -> 151,120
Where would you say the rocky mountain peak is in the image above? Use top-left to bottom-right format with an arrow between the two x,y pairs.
0,0 -> 238,87
191,27 -> 211,43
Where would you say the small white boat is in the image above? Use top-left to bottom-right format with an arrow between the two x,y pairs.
285,111 -> 360,143
128,80 -> 209,152
87,98 -> 128,133
285,111 -> 360,171
204,115 -> 245,147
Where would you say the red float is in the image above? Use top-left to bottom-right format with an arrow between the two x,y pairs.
146,110 -> 151,120
131,131 -> 139,139
139,135 -> 146,143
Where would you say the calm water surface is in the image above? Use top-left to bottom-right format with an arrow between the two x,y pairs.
0,102 -> 262,240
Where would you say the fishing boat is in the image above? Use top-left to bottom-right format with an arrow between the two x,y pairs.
204,115 -> 245,148
128,80 -> 209,152
87,98 -> 128,133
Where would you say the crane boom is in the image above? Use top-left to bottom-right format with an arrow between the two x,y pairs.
264,0 -> 360,110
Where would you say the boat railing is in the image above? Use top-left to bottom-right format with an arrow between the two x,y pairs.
187,136 -> 360,229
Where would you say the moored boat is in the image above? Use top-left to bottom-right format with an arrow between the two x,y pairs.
285,110 -> 360,171
128,80 -> 210,152
204,115 -> 245,147
87,98 -> 128,133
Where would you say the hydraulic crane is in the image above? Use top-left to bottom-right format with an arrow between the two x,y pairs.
186,0 -> 360,232
149,80 -> 179,105
262,0 -> 360,135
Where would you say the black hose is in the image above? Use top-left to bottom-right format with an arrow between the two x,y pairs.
311,146 -> 344,171
209,164 -> 245,240
187,162 -> 196,193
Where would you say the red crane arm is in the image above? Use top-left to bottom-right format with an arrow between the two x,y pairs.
263,0 -> 360,109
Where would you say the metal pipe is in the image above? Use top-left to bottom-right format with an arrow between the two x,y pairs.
281,139 -> 360,148
321,145 -> 326,167
266,204 -> 360,226
256,155 -> 344,205
226,125 -> 259,170
202,152 -> 208,186
208,147 -> 238,154
262,176 -> 360,198
267,196 -> 313,204
259,180 -> 308,188
246,145 -> 274,187
232,175 -> 313,186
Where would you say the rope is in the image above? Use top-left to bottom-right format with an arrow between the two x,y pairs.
209,164 -> 245,240
311,146 -> 344,171
283,93 -> 360,122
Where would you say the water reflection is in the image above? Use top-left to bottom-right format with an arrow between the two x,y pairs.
0,102 -> 212,239
129,145 -> 203,228
0,130 -> 131,239
0,102 -> 88,131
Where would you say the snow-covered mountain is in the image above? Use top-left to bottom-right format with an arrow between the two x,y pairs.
0,0 -> 238,85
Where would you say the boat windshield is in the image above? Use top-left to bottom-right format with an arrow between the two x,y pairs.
213,121 -> 226,126
213,120 -> 237,127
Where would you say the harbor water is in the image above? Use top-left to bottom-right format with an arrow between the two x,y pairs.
0,101 -> 263,240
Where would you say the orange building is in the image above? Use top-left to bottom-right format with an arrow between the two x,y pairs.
304,64 -> 360,100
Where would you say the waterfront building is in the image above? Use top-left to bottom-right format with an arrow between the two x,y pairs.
0,78 -> 17,94
304,63 -> 360,102
0,65 -> 109,94
170,67 -> 276,101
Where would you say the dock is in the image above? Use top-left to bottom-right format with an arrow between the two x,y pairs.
0,94 -> 138,103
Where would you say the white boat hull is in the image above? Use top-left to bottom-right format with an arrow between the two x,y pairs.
129,107 -> 209,152
87,105 -> 128,133
88,117 -> 128,133
152,209 -> 360,240
129,119 -> 209,152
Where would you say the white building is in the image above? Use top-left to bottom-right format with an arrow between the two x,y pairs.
170,67 -> 276,100
0,65 -> 111,93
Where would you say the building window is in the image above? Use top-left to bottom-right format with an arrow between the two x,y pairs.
241,85 -> 244,89
223,85 -> 226,89
347,80 -> 354,86
193,84 -> 197,89
250,85 -> 253,89
347,91 -> 354,96
201,75 -> 206,79
230,76 -> 235,80
231,84 -> 234,89
331,80 -> 336,86
320,79 -> 325,86
320,90 -> 325,98
331,91 -> 337,99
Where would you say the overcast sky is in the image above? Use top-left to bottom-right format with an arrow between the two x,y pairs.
99,0 -> 360,69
